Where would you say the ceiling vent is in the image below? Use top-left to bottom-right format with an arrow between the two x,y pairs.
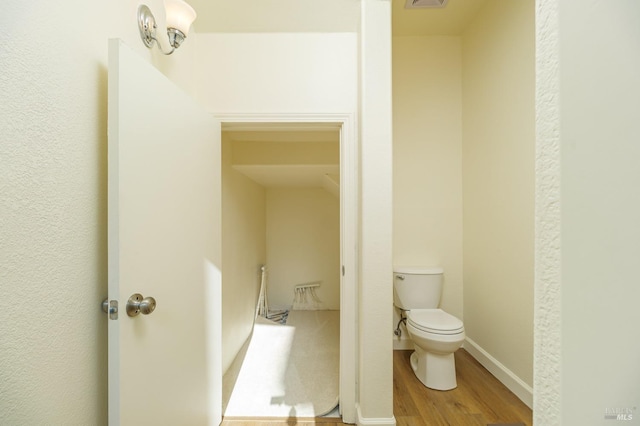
405,0 -> 448,8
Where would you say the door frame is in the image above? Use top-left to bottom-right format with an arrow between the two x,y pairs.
215,112 -> 357,423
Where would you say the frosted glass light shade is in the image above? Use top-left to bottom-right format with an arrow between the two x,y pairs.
164,0 -> 197,34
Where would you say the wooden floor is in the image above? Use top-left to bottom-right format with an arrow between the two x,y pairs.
393,349 -> 531,426
221,349 -> 532,426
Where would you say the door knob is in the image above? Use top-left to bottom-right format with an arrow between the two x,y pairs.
126,293 -> 157,317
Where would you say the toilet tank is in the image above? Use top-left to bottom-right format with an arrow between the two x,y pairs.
393,267 -> 443,310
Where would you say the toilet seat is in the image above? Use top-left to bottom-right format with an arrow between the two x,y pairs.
407,309 -> 464,335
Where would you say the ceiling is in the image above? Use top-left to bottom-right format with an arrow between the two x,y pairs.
225,129 -> 340,192
392,0 -> 488,36
188,0 -> 488,36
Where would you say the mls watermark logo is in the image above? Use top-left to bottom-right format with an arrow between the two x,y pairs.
605,407 -> 636,421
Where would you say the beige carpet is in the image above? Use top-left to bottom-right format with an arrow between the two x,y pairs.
223,310 -> 340,418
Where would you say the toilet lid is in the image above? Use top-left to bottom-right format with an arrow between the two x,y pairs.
407,309 -> 464,335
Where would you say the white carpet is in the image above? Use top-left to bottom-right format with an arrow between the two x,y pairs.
223,310 -> 340,418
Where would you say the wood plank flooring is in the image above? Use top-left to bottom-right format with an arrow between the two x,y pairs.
221,349 -> 532,426
394,349 -> 531,426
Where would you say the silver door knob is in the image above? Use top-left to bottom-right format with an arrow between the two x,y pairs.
126,293 -> 157,317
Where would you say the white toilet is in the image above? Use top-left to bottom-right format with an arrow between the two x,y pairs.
393,267 -> 465,391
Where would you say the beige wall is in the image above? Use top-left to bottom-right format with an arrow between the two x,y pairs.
357,0 -> 394,422
196,33 -> 358,113
461,0 -> 535,387
392,36 -> 463,325
0,0 -> 198,423
266,188 -> 340,310
221,134 -> 267,374
553,0 -> 640,423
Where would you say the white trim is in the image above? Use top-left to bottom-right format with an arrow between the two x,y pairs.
356,403 -> 397,426
463,337 -> 533,409
338,113 -> 358,425
216,112 -> 352,128
213,112 -> 358,424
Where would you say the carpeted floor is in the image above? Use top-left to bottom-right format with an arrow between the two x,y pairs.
223,310 -> 340,418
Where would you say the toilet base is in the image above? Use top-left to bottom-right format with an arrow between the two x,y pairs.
410,346 -> 457,391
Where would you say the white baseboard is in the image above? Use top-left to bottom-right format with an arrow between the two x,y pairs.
463,337 -> 533,409
356,403 -> 396,426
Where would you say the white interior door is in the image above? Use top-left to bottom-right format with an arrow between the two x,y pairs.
107,39 -> 221,426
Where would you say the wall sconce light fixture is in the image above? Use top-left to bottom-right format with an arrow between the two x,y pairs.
138,0 -> 197,55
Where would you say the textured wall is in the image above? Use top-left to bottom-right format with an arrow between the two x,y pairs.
0,0 -> 197,423
534,0 -> 561,424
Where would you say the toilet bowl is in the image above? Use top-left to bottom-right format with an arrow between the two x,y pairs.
405,308 -> 465,390
393,267 -> 465,391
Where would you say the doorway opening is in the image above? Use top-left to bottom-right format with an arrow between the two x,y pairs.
216,115 -> 357,422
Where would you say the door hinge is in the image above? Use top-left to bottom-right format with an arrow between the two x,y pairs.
101,299 -> 119,320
